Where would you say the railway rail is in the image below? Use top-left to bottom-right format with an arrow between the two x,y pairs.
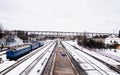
52,41 -> 79,75
41,41 -> 57,75
0,41 -> 54,75
62,41 -> 120,75
19,41 -> 57,75
0,52 -> 5,56
61,42 -> 87,75
42,41 -> 91,75
1,40 -> 120,75
72,45 -> 120,74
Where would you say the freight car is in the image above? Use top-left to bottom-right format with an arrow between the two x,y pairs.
6,42 -> 44,60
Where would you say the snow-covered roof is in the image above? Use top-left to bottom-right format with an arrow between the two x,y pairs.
106,35 -> 118,38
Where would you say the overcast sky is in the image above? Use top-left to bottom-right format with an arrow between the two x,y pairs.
0,0 -> 120,33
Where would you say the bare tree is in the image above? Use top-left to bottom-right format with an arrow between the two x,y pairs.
0,23 -> 3,38
17,30 -> 28,42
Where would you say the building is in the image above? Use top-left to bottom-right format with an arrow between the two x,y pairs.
104,35 -> 120,45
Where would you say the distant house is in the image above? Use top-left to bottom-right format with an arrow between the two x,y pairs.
104,35 -> 120,45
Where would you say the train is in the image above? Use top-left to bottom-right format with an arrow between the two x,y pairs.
6,42 -> 44,60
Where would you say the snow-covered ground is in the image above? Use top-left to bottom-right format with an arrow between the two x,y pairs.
63,41 -> 120,75
0,40 -> 55,75
0,59 -> 16,72
28,42 -> 56,75
67,40 -> 120,62
0,51 -> 6,56
94,49 -> 120,62
5,41 -> 56,75
1,40 -> 120,75
0,40 -> 52,63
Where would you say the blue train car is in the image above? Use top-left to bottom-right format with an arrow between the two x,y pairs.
6,42 -> 44,60
6,46 -> 31,60
31,42 -> 40,50
39,42 -> 44,46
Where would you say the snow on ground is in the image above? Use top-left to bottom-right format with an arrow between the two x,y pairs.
66,41 -> 120,63
5,41 -> 55,75
69,40 -> 120,63
0,52 -> 16,71
64,43 -> 119,75
28,42 -> 56,75
62,41 -> 119,75
95,49 -> 120,62
0,60 -> 16,71
0,51 -> 6,56
0,40 -> 51,73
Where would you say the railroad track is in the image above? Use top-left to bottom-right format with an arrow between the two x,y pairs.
27,41 -> 57,75
61,42 -> 84,75
0,41 -> 55,75
0,49 -> 8,52
41,41 -> 57,75
62,41 -> 120,75
71,45 -> 120,74
61,42 -> 87,75
74,51 -> 110,75
0,52 -> 6,56
19,41 -> 57,75
50,41 -> 79,75
42,41 -> 80,75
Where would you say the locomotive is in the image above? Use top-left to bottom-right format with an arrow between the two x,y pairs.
6,42 -> 44,60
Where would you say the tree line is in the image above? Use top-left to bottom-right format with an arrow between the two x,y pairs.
77,35 -> 118,49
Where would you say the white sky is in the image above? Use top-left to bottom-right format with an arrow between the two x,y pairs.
0,0 -> 120,33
